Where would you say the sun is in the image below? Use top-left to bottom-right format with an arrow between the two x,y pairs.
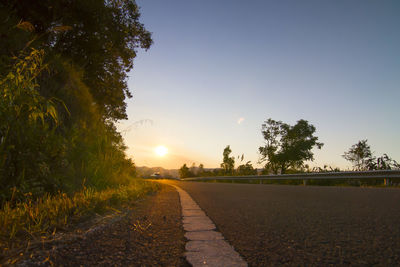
155,145 -> 168,157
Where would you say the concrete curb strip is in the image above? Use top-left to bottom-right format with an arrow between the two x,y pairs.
171,185 -> 248,267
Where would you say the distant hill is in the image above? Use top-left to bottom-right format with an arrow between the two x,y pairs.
136,166 -> 179,178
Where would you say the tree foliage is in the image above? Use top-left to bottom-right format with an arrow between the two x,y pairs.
235,154 -> 257,175
179,164 -> 191,179
236,161 -> 257,176
343,140 -> 399,170
0,49 -> 64,199
220,145 -> 235,175
259,118 -> 323,174
0,0 -> 150,204
1,0 -> 152,120
198,164 -> 205,176
342,140 -> 373,171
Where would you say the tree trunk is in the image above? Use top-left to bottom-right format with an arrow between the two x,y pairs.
281,163 -> 286,174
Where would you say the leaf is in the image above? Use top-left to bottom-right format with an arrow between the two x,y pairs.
6,73 -> 15,80
50,25 -> 73,32
46,102 -> 58,125
16,21 -> 35,32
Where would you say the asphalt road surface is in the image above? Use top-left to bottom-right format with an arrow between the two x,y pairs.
168,181 -> 400,266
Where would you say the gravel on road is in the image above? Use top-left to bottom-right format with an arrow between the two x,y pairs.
169,181 -> 400,266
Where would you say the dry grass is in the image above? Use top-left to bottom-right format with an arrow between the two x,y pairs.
0,179 -> 160,251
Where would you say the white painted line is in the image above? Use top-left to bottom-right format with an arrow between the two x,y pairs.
172,185 -> 247,267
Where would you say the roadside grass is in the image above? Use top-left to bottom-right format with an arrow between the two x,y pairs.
0,179 -> 160,252
197,178 -> 400,187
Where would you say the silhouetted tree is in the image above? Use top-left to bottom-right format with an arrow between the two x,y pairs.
179,164 -> 191,178
343,140 -> 399,170
312,165 -> 341,173
342,140 -> 373,171
220,145 -> 235,175
372,154 -> 400,170
259,118 -> 323,174
236,161 -> 257,175
189,163 -> 197,176
198,164 -> 204,176
212,168 -> 223,176
235,154 -> 256,175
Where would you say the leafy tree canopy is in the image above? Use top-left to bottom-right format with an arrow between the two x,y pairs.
179,164 -> 191,179
0,0 -> 150,203
259,118 -> 323,174
343,140 -> 399,170
220,145 -> 235,175
342,139 -> 373,171
1,0 -> 152,120
236,161 -> 257,176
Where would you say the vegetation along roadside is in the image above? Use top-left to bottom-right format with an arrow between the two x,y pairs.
1,1 -> 156,262
0,179 -> 160,264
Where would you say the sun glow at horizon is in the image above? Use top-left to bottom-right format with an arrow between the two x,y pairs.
155,145 -> 168,157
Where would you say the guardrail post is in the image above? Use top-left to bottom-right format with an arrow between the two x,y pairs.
303,179 -> 307,186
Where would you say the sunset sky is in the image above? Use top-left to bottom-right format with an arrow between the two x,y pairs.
117,0 -> 400,170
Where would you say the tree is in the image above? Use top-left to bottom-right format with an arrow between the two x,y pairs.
0,49 -> 63,200
179,164 -> 191,179
236,161 -> 257,176
198,164 -> 204,176
259,118 -> 323,174
342,140 -> 373,171
212,168 -> 223,176
235,154 -> 256,175
1,0 -> 152,120
343,140 -> 399,170
0,1 -> 151,203
190,163 -> 197,176
373,154 -> 400,170
220,145 -> 235,175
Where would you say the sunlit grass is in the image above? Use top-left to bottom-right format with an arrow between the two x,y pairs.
0,179 -> 160,251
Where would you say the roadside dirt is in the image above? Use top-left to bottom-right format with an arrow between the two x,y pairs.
10,184 -> 189,266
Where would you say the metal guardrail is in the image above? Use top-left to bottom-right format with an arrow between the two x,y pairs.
182,170 -> 400,185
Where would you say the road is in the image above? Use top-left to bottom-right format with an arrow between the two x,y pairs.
168,181 -> 400,266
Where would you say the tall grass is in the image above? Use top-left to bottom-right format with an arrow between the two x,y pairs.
0,179 -> 159,250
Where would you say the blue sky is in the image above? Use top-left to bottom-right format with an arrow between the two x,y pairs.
117,0 -> 400,169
